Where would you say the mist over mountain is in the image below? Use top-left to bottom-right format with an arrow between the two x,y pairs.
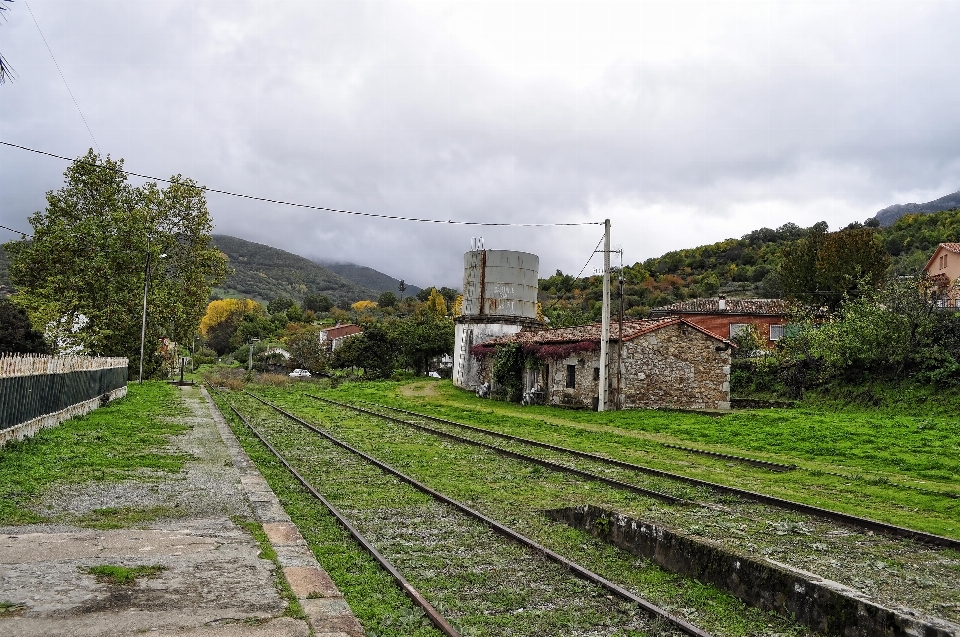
874,190 -> 960,226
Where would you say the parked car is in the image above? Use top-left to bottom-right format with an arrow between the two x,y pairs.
289,369 -> 312,378
426,371 -> 441,378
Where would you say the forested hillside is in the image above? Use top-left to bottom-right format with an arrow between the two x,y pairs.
212,235 -> 379,305
540,209 -> 960,325
316,260 -> 422,296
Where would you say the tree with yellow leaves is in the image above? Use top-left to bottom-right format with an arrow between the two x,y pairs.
452,294 -> 463,317
352,300 -> 378,313
200,299 -> 264,354
426,288 -> 447,318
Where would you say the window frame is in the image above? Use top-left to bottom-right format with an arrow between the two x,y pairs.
566,364 -> 576,389
769,324 -> 785,341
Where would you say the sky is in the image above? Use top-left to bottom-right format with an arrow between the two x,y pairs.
2,0 -> 960,289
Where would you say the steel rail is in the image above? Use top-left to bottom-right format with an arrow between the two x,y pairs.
205,387 -> 461,637
345,399 -> 960,550
243,390 -> 714,637
308,394 -> 683,505
660,443 -> 796,472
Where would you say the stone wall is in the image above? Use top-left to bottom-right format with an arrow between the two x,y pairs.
618,322 -> 731,411
536,322 -> 731,411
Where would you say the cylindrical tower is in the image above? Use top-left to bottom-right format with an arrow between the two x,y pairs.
453,249 -> 540,390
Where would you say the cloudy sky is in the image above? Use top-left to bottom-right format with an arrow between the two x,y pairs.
2,1 -> 959,288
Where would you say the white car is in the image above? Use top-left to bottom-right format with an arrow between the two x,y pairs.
426,371 -> 441,378
289,369 -> 312,378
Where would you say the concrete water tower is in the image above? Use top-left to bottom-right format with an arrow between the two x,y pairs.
453,243 -> 541,390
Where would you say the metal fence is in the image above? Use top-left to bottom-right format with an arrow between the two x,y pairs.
0,354 -> 128,434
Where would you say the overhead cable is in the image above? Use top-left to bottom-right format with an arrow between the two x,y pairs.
0,141 -> 602,228
23,0 -> 100,153
0,223 -> 31,237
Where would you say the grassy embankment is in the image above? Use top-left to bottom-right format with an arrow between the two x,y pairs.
0,382 -> 191,527
305,378 -> 960,540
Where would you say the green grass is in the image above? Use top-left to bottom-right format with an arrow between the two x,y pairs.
233,516 -> 307,621
82,564 -> 166,585
0,382 -> 192,525
308,379 -> 960,539
73,506 -> 184,530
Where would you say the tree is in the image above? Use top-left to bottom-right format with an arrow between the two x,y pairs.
331,323 -> 398,379
395,311 -> 454,375
0,297 -> 49,353
5,150 -> 228,374
283,324 -> 328,373
0,0 -> 14,84
303,294 -> 333,313
425,288 -> 447,317
378,291 -> 398,308
780,224 -> 889,310
352,300 -> 378,313
267,297 -> 295,315
200,299 -> 263,355
397,279 -> 407,300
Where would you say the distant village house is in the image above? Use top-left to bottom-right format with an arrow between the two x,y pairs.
924,243 -> 960,308
650,297 -> 789,347
319,323 -> 362,351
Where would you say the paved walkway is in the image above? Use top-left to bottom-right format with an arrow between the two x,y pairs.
0,385 -> 363,637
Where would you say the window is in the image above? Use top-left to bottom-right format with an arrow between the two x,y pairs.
729,323 -> 752,339
566,364 -> 576,389
593,367 -> 600,381
769,324 -> 785,341
946,253 -> 950,268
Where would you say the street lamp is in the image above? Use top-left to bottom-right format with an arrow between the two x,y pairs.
138,252 -> 167,384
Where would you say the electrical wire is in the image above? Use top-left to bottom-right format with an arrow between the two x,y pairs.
543,233 -> 606,313
0,141 -> 603,228
0,223 -> 31,237
23,0 -> 100,153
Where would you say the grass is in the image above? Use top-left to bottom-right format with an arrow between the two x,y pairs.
310,379 -> 960,539
0,382 -> 192,526
82,564 -> 166,585
233,516 -> 307,621
73,506 -> 184,530
223,387 -> 812,637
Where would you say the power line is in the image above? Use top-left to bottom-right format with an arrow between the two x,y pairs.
0,223 -> 31,237
0,141 -> 603,228
23,0 -> 100,153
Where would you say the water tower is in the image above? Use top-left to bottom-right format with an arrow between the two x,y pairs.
453,242 -> 541,389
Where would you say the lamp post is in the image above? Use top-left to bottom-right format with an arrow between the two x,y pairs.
138,251 -> 167,384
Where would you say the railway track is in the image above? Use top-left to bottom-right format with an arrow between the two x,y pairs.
314,395 -> 960,551
212,387 -> 715,637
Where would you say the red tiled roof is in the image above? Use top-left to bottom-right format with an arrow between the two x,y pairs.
323,324 -> 362,340
923,243 -> 960,272
654,298 -> 789,316
481,316 -> 730,348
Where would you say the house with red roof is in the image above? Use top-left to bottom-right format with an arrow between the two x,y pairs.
472,316 -> 733,411
650,297 -> 790,347
318,323 -> 362,351
924,243 -> 960,308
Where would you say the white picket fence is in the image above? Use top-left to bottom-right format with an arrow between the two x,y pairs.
0,353 -> 128,379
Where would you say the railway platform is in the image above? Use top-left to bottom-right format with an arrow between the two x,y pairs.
0,385 -> 363,637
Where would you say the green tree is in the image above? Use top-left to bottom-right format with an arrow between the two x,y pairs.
395,312 -> 454,375
284,324 -> 328,373
267,297 -> 295,315
331,323 -> 398,379
378,291 -> 398,308
780,224 -> 888,310
303,294 -> 333,313
5,150 -> 228,374
0,297 -> 49,353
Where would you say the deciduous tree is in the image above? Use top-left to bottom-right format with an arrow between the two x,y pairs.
6,150 -> 228,374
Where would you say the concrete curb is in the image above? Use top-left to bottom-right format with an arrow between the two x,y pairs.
201,387 -> 365,637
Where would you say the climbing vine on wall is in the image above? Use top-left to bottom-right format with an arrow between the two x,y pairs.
492,342 -> 527,402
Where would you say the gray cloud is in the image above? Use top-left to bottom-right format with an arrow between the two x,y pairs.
3,0 -> 960,288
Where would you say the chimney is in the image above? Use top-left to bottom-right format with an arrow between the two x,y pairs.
718,295 -> 726,311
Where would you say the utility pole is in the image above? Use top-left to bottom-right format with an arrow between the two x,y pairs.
598,219 -> 611,411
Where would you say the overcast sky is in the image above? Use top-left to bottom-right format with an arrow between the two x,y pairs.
2,1 -> 959,289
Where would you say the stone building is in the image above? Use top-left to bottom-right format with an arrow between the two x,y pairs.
472,316 -> 733,411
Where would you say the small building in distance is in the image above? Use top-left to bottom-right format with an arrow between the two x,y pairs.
650,297 -> 789,347
472,316 -> 733,411
319,323 -> 362,351
924,243 -> 960,308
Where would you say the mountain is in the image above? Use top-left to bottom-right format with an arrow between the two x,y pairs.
212,235 -> 379,305
315,260 -> 421,296
874,190 -> 960,226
